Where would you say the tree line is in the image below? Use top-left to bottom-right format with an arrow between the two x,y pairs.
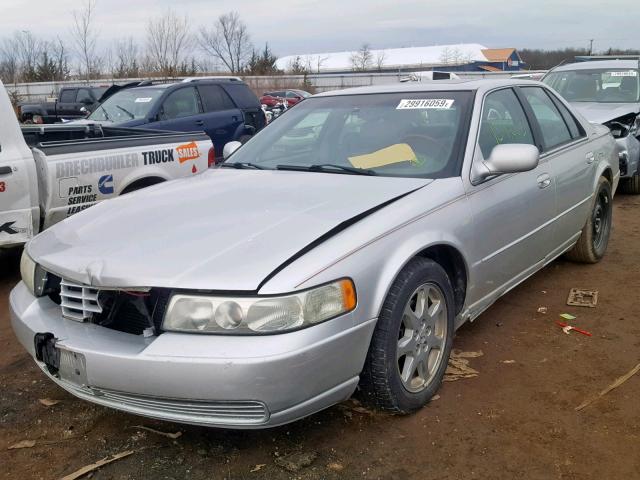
2,1 -> 639,84
0,0 -> 279,84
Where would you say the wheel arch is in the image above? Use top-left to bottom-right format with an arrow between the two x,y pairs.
414,244 -> 468,316
120,176 -> 167,195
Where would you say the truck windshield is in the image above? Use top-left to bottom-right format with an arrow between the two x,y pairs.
225,91 -> 472,178
544,69 -> 640,103
88,88 -> 163,122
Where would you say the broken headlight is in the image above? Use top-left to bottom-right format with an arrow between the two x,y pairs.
604,113 -> 640,138
162,279 -> 357,334
20,250 -> 48,297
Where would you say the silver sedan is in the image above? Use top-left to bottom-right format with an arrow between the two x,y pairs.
11,79 -> 619,428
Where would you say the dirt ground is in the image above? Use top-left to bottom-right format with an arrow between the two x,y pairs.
1,195 -> 639,480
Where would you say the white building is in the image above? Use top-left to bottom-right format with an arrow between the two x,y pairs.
276,44 -> 523,73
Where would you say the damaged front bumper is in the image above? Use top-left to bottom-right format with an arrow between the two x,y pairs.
615,134 -> 640,178
10,281 -> 375,428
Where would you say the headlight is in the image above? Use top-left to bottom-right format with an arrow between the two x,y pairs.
163,279 -> 357,334
20,250 -> 48,297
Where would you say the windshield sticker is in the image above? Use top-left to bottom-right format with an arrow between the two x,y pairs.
134,97 -> 153,103
610,71 -> 637,77
397,99 -> 454,110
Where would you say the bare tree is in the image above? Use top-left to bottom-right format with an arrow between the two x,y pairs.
71,0 -> 100,80
439,46 -> 452,65
286,56 -> 308,74
350,43 -> 373,71
198,12 -> 252,73
375,50 -> 386,71
112,37 -> 140,78
0,37 -> 20,84
146,10 -> 193,77
313,54 -> 329,73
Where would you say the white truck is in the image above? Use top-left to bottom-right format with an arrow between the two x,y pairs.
0,81 -> 214,249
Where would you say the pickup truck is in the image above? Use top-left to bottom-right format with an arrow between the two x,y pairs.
0,80 -> 213,249
18,82 -> 143,124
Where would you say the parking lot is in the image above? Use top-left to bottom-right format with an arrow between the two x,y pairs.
0,194 -> 638,480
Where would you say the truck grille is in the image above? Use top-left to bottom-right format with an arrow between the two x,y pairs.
60,279 -> 102,322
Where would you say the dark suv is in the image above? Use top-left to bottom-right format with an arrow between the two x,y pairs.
87,78 -> 266,157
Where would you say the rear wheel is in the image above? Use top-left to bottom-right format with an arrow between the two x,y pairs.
566,176 -> 612,263
359,258 -> 454,413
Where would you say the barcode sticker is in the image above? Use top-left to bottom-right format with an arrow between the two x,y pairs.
397,99 -> 454,109
609,71 -> 637,77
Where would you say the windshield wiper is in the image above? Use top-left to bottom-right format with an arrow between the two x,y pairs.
276,164 -> 376,175
98,104 -> 111,121
219,162 -> 265,170
115,105 -> 135,119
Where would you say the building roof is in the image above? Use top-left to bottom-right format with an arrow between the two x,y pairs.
480,48 -> 516,63
276,44 -> 493,72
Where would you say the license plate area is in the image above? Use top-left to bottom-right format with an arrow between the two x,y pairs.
34,333 -> 88,386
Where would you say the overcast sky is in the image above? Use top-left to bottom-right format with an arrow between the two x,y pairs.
1,0 -> 639,57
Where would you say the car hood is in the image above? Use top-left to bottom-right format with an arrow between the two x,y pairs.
571,102 -> 640,124
29,169 -> 431,291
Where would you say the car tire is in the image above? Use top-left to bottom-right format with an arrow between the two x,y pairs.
566,176 -> 613,263
359,257 -> 454,413
619,175 -> 640,194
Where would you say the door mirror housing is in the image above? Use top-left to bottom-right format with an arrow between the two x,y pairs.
472,144 -> 540,184
223,141 -> 242,160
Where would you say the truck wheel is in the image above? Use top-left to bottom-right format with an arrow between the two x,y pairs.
359,258 -> 454,413
566,176 -> 612,263
619,175 -> 640,194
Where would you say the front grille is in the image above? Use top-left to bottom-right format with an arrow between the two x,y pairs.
60,279 -> 102,321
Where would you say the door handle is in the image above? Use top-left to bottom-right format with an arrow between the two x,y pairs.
195,120 -> 205,126
0,166 -> 12,175
537,173 -> 551,189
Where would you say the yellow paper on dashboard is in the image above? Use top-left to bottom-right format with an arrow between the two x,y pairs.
348,143 -> 418,169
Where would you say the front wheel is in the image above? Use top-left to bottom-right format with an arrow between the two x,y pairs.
566,176 -> 613,263
359,258 -> 454,413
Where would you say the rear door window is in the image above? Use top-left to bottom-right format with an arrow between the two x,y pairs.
521,87 -> 573,151
160,87 -> 202,120
224,84 -> 260,108
76,88 -> 93,103
478,88 -> 535,159
59,89 -> 76,103
198,84 -> 236,112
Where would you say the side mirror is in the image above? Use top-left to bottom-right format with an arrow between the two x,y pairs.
223,141 -> 242,160
472,144 -> 540,184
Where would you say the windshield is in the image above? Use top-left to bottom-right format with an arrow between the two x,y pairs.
88,88 -> 164,122
544,68 -> 640,103
225,91 -> 472,178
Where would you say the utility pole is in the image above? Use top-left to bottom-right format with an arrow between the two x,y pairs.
589,39 -> 594,55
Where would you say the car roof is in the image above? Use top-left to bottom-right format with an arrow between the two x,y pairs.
313,78 -> 543,97
129,79 -> 247,92
552,60 -> 640,72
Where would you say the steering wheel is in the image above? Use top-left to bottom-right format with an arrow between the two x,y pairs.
401,134 -> 448,164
